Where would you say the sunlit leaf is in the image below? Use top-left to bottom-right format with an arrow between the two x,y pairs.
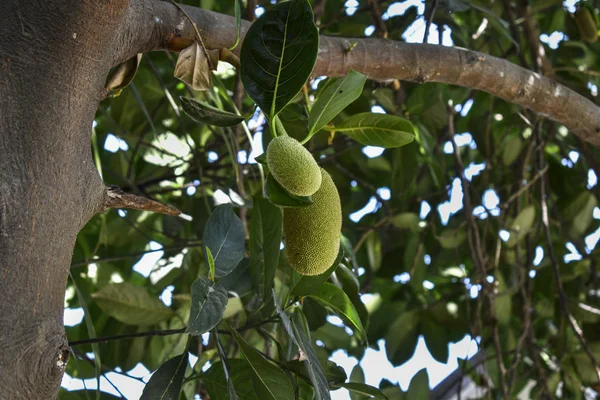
92,283 -> 174,326
326,113 -> 415,148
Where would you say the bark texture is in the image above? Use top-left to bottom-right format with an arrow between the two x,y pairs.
0,1 -> 127,398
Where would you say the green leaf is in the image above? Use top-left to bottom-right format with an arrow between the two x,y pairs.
140,352 -> 188,400
181,97 -> 245,127
406,369 -> 429,397
206,246 -> 216,281
494,273 -> 511,325
240,0 -> 319,121
501,135 -> 524,166
187,276 -> 228,335
255,152 -> 268,165
366,231 -> 382,272
226,322 -> 295,400
275,304 -> 331,400
265,173 -> 313,208
506,205 -> 536,248
214,330 -> 240,400
308,282 -> 367,343
92,283 -> 174,326
326,113 -> 415,148
250,198 -> 283,301
307,70 -> 368,138
290,244 -> 344,297
335,383 -> 389,400
229,0 -> 244,51
203,204 -> 246,277
203,359 -> 259,400
437,228 -> 467,249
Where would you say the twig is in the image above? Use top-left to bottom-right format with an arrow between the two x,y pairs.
170,0 -> 214,70
501,165 -> 548,209
535,123 -> 600,383
70,243 -> 202,268
367,0 -> 388,38
448,105 -> 508,399
104,185 -> 182,216
423,0 -> 438,43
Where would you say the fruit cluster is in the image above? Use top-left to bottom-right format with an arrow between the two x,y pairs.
266,136 -> 342,276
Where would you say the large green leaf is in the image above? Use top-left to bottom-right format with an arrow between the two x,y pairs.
187,276 -> 228,335
275,302 -> 330,400
140,352 -> 188,400
334,383 -> 389,400
307,70 -> 368,138
250,198 -> 282,301
240,0 -> 319,121
92,283 -> 174,326
506,205 -> 536,248
290,245 -> 343,297
307,282 -> 367,343
203,204 -> 246,277
326,113 -> 415,148
227,322 -> 295,400
203,359 -> 259,400
181,97 -> 245,127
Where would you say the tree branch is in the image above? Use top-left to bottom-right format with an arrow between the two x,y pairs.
113,0 -> 600,146
103,185 -> 182,216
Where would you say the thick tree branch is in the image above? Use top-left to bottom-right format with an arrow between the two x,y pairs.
114,0 -> 600,146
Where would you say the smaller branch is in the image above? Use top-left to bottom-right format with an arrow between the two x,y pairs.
422,0 -> 438,43
104,185 -> 182,216
69,328 -> 186,347
536,124 -> 600,383
501,165 -> 548,209
367,0 -> 388,39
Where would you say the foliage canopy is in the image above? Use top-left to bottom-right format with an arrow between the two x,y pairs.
63,0 -> 600,399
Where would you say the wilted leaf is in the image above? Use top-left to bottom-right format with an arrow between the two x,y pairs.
174,42 -> 218,91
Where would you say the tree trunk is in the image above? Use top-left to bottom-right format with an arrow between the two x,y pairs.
0,1 -> 127,397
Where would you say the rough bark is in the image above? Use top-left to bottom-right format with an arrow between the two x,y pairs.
115,0 -> 600,146
0,1 -> 128,398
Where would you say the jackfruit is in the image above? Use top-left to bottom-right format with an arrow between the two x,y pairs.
575,6 -> 598,43
283,168 -> 342,276
266,136 -> 322,197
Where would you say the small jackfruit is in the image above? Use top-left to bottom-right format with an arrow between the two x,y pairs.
266,136 -> 322,197
283,168 -> 342,276
575,6 -> 598,43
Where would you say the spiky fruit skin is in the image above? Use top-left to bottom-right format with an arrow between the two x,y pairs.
284,169 -> 342,276
576,6 -> 598,43
266,136 -> 322,197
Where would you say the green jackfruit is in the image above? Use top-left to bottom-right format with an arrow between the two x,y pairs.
575,6 -> 598,43
284,169 -> 342,276
266,136 -> 322,197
